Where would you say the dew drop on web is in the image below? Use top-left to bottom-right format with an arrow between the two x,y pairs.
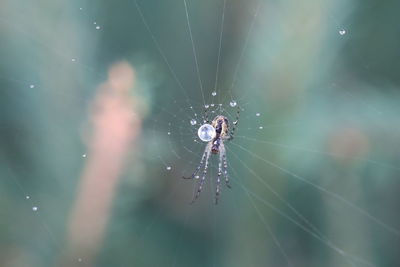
197,124 -> 216,142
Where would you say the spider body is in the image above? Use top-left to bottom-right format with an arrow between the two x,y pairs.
183,106 -> 240,204
211,115 -> 229,154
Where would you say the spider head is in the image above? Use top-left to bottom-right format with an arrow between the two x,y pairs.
212,115 -> 229,136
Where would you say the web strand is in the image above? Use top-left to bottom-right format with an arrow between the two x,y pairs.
231,141 -> 400,236
214,0 -> 227,102
183,0 -> 205,105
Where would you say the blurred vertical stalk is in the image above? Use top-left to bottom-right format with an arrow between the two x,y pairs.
61,62 -> 142,266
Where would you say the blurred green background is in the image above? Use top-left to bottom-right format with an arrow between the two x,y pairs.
1,0 -> 400,266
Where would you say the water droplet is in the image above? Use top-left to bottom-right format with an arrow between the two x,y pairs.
29,84 -> 35,89
230,100 -> 237,107
204,104 -> 210,109
256,113 -> 260,117
211,91 -> 217,96
32,206 -> 38,211
190,119 -> 197,126
210,103 -> 215,107
198,124 -> 216,142
233,121 -> 238,125
25,195 -> 30,199
71,58 -> 76,62
195,175 -> 200,179
93,22 -> 97,25
339,29 -> 346,35
166,166 -> 172,170
82,154 -> 87,158
95,25 -> 101,30
259,126 -> 263,129
79,7 -> 83,11
78,258 -> 82,262
167,131 -> 171,135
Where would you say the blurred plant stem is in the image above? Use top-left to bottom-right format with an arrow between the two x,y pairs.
60,61 -> 142,266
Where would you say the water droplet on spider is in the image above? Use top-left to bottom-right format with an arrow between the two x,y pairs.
211,91 -> 217,96
25,195 -> 30,199
339,29 -> 346,35
190,119 -> 197,126
32,206 -> 38,211
259,126 -> 264,129
256,113 -> 261,117
230,100 -> 237,107
204,104 -> 210,109
29,84 -> 35,89
166,166 -> 172,171
95,25 -> 101,30
197,124 -> 216,142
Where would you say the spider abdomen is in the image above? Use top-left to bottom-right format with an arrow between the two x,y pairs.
211,138 -> 221,154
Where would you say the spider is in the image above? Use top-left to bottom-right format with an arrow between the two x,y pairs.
183,105 -> 240,204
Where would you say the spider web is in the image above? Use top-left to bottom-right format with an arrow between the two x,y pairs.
0,0 -> 400,267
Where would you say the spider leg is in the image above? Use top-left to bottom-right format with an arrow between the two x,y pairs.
182,149 -> 207,180
203,105 -> 210,124
191,144 -> 211,203
220,143 -> 231,188
229,105 -> 240,140
215,155 -> 223,204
